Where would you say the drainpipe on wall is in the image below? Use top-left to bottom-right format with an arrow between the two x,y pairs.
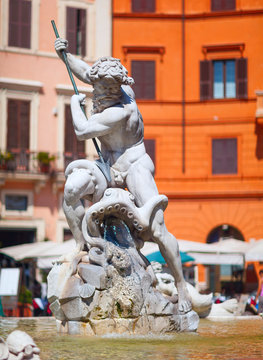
182,0 -> 186,173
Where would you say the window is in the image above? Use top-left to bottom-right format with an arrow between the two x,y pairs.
1,190 -> 33,217
8,0 -> 31,48
132,0 -> 155,13
131,60 -> 155,100
213,60 -> 236,99
7,99 -> 30,170
64,104 -> 85,168
211,0 -> 235,11
5,195 -> 28,211
200,58 -> 247,100
212,138 -> 237,175
66,7 -> 86,56
144,139 -> 156,166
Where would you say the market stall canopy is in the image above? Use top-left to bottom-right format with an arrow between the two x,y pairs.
1,238 -> 262,268
178,238 -> 251,265
245,239 -> 263,262
0,240 -> 76,262
145,250 -> 195,264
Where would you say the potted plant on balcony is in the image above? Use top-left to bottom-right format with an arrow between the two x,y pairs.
0,151 -> 14,170
36,151 -> 56,173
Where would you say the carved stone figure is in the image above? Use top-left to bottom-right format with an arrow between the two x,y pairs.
0,331 -> 40,360
47,38 -> 199,334
152,262 -> 239,318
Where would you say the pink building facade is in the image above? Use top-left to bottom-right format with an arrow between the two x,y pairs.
0,0 -> 112,248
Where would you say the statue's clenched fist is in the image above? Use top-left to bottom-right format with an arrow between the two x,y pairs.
54,37 -> 68,52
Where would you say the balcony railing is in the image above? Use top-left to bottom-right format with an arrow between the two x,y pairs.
0,149 -> 89,175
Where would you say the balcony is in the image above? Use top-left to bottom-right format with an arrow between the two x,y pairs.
0,149 -> 91,193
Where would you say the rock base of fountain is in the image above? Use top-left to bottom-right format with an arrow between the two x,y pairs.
47,189 -> 199,335
56,312 -> 198,336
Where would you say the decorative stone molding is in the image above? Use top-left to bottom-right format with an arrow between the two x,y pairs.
122,46 -> 165,61
0,77 -> 43,93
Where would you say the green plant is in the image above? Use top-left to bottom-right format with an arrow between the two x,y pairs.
0,151 -> 14,162
0,151 -> 14,169
35,151 -> 56,165
18,285 -> 32,304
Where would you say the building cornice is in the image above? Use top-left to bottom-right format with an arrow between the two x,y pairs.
114,9 -> 263,20
165,191 -> 263,200
0,77 -> 43,92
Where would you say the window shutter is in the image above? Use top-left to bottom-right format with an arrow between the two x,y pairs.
65,105 -> 74,153
211,0 -> 235,11
9,0 -> 31,48
21,0 -> 31,48
8,0 -> 19,47
225,0 -> 236,10
66,7 -> 77,55
132,0 -> 155,12
145,0 -> 155,12
7,99 -> 19,149
79,9 -> 86,57
7,100 -> 30,149
20,101 -> 30,149
200,60 -> 213,100
132,61 -> 155,100
144,139 -> 156,166
236,58 -> 247,99
64,105 -> 85,156
145,61 -> 155,99
132,61 -> 144,99
212,138 -> 237,174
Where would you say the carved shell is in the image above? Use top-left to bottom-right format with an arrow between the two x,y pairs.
0,337 -> 9,360
6,330 -> 36,355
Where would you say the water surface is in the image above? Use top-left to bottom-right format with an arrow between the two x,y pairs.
0,317 -> 262,360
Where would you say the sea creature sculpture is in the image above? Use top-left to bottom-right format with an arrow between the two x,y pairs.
0,331 -> 40,360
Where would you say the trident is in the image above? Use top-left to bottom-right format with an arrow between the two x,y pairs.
51,20 -> 111,182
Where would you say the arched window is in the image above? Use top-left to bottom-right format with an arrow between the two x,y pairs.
206,224 -> 244,243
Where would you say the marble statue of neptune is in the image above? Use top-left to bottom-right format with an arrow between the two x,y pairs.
55,38 -> 191,314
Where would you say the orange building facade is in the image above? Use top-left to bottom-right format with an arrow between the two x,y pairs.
113,0 -> 263,289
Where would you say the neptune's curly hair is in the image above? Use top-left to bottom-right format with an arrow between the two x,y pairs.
89,57 -> 134,85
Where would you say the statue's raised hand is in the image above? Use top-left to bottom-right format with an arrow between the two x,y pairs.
73,93 -> 86,106
54,37 -> 68,53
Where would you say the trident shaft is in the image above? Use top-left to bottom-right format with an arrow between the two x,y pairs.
51,20 -> 111,182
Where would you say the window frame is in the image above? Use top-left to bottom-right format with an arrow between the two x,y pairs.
211,0 -> 236,12
0,83 -> 40,168
66,6 -> 87,57
0,0 -> 40,52
131,60 -> 156,100
200,57 -> 248,101
213,59 -> 236,100
55,85 -> 95,171
209,136 -> 240,177
131,0 -> 156,13
58,0 -> 96,61
1,189 -> 33,217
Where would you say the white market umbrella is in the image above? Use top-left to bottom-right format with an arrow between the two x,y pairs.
0,239 -> 77,268
245,239 -> 263,262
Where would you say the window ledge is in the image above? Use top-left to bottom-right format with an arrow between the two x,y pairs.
200,97 -> 250,103
0,77 -> 43,92
0,172 -> 48,193
56,84 -> 93,96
